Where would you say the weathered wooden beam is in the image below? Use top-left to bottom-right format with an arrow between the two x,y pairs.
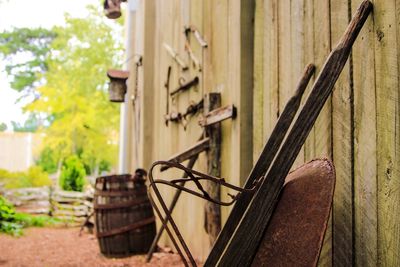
204,62 -> 315,266
198,105 -> 237,127
214,2 -> 372,266
204,93 -> 222,245
160,137 -> 210,172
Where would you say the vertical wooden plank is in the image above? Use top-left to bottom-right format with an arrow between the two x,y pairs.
303,0 -> 316,162
226,0 -> 254,189
374,0 -> 400,266
253,0 -> 265,161
291,0 -> 306,168
278,0 -> 292,113
262,0 -> 279,142
239,0 -> 255,184
138,0 -> 156,170
331,0 -> 354,266
352,0 -> 378,266
313,0 -> 333,266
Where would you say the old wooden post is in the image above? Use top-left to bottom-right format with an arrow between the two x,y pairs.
204,93 -> 221,244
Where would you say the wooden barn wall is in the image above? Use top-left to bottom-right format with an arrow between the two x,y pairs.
128,0 -> 399,264
254,0 -> 400,266
130,0 -> 255,262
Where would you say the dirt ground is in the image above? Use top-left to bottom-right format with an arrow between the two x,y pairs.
0,227 -> 187,267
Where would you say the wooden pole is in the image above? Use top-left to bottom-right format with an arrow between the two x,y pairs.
204,93 -> 222,244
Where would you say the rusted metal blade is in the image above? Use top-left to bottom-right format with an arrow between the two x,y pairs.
252,159 -> 335,267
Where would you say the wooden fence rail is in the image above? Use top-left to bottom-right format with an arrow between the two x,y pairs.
0,186 -> 93,225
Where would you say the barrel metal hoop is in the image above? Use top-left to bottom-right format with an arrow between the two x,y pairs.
96,216 -> 156,238
94,198 -> 149,210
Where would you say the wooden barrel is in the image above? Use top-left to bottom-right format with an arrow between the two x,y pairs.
94,172 -> 156,258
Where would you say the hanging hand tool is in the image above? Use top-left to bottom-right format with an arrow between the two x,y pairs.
163,43 -> 188,71
164,66 -> 172,126
170,76 -> 199,97
184,25 -> 208,48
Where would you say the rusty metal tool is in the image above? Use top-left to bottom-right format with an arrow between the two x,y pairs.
170,76 -> 199,97
164,66 -> 172,126
163,43 -> 188,71
164,99 -> 203,128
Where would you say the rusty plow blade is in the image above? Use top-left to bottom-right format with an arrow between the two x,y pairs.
252,158 -> 336,267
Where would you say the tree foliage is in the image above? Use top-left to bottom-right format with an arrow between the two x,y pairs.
21,5 -> 124,173
0,28 -> 56,93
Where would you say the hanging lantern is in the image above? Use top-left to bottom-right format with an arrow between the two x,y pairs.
107,69 -> 129,103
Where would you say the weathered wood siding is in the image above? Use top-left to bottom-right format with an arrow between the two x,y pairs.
128,0 -> 255,261
254,0 -> 400,266
127,0 -> 399,264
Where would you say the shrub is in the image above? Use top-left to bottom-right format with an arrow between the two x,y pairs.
0,166 -> 51,189
0,196 -> 59,236
59,155 -> 86,192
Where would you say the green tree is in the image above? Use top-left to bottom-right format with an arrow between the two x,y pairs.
11,113 -> 41,132
36,146 -> 58,174
0,123 -> 7,132
0,28 -> 56,93
26,5 -> 123,174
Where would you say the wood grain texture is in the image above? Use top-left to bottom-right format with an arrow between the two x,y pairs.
352,0 -> 378,265
291,0 -> 306,168
331,0 -> 354,266
262,0 -> 279,143
216,2 -> 372,265
204,93 -> 222,245
253,0 -> 265,162
312,1 -> 334,266
374,0 -> 400,266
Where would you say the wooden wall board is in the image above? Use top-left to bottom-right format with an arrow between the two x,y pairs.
331,0 -> 354,266
373,0 -> 400,266
351,0 -> 378,266
312,1 -> 333,266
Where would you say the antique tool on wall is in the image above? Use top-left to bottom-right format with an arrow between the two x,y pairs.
164,66 -> 172,126
183,29 -> 202,71
170,76 -> 199,97
164,99 -> 204,129
184,41 -> 202,71
163,43 -> 188,71
184,25 -> 208,48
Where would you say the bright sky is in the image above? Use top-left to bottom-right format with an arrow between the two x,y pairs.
0,0 -> 99,129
